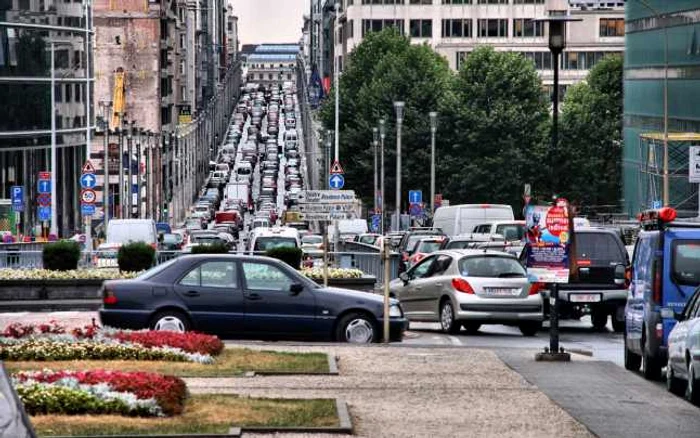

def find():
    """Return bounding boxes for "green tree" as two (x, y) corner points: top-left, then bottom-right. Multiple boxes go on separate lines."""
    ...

(439, 47), (549, 208)
(557, 54), (623, 207)
(319, 28), (453, 211)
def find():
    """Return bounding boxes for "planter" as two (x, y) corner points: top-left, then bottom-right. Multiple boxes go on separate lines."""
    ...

(0, 279), (104, 301)
(311, 276), (377, 292)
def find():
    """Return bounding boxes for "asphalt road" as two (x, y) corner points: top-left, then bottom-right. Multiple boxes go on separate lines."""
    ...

(403, 316), (625, 366)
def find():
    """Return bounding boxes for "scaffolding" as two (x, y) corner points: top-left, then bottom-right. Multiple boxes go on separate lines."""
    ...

(638, 132), (700, 217)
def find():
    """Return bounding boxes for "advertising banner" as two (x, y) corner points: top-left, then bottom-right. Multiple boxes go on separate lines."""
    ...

(524, 199), (571, 284)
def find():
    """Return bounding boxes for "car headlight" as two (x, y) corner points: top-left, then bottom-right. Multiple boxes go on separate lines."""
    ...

(389, 304), (403, 318)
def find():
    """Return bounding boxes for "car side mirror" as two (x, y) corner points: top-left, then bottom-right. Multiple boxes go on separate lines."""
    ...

(290, 283), (304, 296)
(399, 272), (410, 285)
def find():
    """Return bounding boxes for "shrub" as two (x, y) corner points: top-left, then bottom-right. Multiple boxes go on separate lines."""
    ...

(118, 242), (155, 273)
(191, 242), (229, 254)
(42, 241), (81, 271)
(266, 247), (303, 269)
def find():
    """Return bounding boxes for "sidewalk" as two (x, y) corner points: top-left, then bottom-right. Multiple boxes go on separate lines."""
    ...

(499, 350), (700, 438)
(186, 344), (592, 438)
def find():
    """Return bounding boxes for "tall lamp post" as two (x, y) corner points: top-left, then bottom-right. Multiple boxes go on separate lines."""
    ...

(379, 119), (386, 234)
(394, 102), (405, 232)
(535, 10), (580, 362)
(373, 127), (379, 215)
(429, 111), (438, 215)
(333, 2), (340, 163)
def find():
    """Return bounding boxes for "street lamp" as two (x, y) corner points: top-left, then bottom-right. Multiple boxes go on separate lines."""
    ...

(394, 101), (405, 232)
(334, 2), (340, 163)
(373, 127), (379, 216)
(429, 111), (438, 215)
(326, 130), (334, 189)
(535, 10), (580, 362)
(379, 119), (386, 234)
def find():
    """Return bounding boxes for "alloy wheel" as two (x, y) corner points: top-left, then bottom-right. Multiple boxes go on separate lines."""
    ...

(441, 302), (454, 332)
(154, 316), (186, 333)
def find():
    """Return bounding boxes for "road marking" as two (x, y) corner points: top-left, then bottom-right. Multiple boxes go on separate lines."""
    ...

(448, 336), (462, 346)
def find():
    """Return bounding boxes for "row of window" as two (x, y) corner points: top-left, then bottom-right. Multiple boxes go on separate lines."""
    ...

(54, 83), (85, 104)
(358, 0), (544, 4)
(455, 50), (620, 70)
(360, 17), (622, 39)
(253, 73), (295, 81)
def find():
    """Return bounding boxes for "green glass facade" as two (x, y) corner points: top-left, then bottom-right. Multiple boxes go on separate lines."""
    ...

(624, 1), (700, 217)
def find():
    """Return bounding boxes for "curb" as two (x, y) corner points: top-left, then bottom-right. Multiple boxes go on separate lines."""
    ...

(243, 354), (339, 377)
(566, 348), (594, 357)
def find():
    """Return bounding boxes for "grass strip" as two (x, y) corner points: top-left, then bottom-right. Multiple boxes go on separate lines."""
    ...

(31, 394), (339, 437)
(5, 348), (329, 377)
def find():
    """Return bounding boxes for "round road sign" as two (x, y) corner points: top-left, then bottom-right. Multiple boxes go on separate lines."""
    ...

(81, 189), (97, 204)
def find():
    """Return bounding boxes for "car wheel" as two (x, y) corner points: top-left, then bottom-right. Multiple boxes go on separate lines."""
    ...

(150, 311), (190, 333)
(519, 322), (542, 337)
(686, 361), (700, 405)
(440, 300), (460, 334)
(336, 312), (377, 344)
(462, 322), (481, 334)
(611, 315), (625, 333)
(591, 310), (608, 332)
(641, 335), (662, 380)
(667, 358), (685, 395)
(624, 335), (641, 372)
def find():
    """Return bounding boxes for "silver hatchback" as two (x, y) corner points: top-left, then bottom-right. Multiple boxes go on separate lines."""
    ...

(390, 250), (544, 336)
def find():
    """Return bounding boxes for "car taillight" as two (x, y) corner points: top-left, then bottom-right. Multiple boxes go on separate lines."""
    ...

(452, 278), (475, 294)
(529, 282), (546, 295)
(625, 267), (632, 288)
(103, 289), (118, 305)
(652, 260), (662, 304)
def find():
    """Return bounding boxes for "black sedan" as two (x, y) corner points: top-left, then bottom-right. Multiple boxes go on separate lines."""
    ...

(99, 255), (407, 343)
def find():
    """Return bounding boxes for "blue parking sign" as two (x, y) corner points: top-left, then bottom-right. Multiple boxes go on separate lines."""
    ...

(11, 186), (23, 207)
(38, 206), (51, 221)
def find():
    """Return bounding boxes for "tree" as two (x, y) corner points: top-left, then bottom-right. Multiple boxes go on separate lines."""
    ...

(557, 54), (623, 207)
(439, 47), (549, 208)
(319, 29), (453, 211)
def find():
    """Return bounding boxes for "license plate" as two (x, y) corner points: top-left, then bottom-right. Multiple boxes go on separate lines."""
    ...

(569, 293), (601, 303)
(485, 288), (520, 297)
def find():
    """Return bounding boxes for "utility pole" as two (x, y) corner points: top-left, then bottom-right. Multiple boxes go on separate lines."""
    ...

(429, 111), (437, 215)
(333, 2), (340, 163)
(394, 101), (405, 232)
(373, 127), (379, 216)
(50, 42), (58, 237)
(379, 118), (386, 234)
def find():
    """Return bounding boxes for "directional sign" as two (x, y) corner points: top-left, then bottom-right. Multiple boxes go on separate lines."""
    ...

(298, 212), (352, 221)
(80, 173), (97, 189)
(330, 160), (344, 175)
(298, 190), (356, 204)
(81, 189), (97, 204)
(37, 193), (51, 207)
(38, 206), (51, 221)
(690, 146), (700, 183)
(82, 160), (96, 174)
(37, 179), (51, 194)
(299, 203), (355, 213)
(81, 204), (96, 216)
(409, 190), (422, 204)
(329, 174), (345, 190)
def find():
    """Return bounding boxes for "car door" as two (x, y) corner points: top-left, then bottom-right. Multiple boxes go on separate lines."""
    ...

(241, 261), (318, 336)
(423, 255), (454, 320)
(670, 290), (700, 377)
(172, 260), (245, 335)
(399, 256), (437, 321)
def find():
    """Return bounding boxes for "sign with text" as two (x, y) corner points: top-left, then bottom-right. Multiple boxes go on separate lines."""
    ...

(524, 200), (571, 284)
(299, 203), (355, 213)
(298, 190), (356, 204)
(690, 146), (700, 183)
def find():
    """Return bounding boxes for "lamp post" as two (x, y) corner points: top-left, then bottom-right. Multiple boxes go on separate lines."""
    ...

(333, 2), (340, 163)
(535, 11), (581, 362)
(394, 101), (405, 232)
(326, 130), (333, 189)
(127, 120), (134, 218)
(429, 111), (438, 215)
(373, 127), (379, 216)
(379, 118), (386, 234)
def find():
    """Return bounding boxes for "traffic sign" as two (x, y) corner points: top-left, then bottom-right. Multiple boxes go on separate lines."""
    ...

(652, 200), (663, 209)
(329, 174), (345, 190)
(11, 186), (23, 206)
(37, 193), (51, 207)
(38, 206), (51, 221)
(298, 212), (352, 221)
(82, 160), (96, 174)
(299, 203), (355, 213)
(689, 146), (700, 183)
(371, 214), (381, 232)
(409, 190), (422, 204)
(409, 203), (424, 217)
(81, 204), (96, 216)
(37, 179), (51, 194)
(38, 171), (50, 181)
(81, 189), (97, 204)
(330, 160), (344, 175)
(298, 190), (356, 204)
(80, 173), (97, 189)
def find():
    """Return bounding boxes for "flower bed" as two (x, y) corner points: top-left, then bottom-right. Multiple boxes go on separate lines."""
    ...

(13, 370), (187, 417)
(301, 268), (364, 280)
(0, 269), (138, 281)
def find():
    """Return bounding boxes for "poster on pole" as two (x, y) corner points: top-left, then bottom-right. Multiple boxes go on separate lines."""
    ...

(524, 199), (571, 284)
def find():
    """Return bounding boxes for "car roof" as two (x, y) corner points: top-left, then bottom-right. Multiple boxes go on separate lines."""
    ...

(430, 249), (517, 259)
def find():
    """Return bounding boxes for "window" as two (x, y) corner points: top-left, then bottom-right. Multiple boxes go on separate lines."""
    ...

(458, 256), (526, 278)
(599, 18), (624, 37)
(409, 19), (432, 38)
(576, 233), (626, 264)
(442, 0), (472, 3)
(362, 19), (404, 37)
(65, 83), (72, 102)
(410, 0), (432, 3)
(180, 262), (237, 289)
(513, 0), (543, 3)
(74, 83), (81, 102)
(672, 241), (700, 287)
(456, 51), (469, 70)
(362, 0), (405, 4)
(515, 51), (552, 70)
(477, 19), (508, 37)
(513, 19), (543, 37)
(409, 256), (436, 279)
(442, 19), (472, 38)
(348, 20), (354, 39)
(242, 262), (294, 292)
(477, 0), (508, 3)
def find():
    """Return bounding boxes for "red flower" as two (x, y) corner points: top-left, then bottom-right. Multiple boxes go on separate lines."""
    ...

(109, 331), (224, 356)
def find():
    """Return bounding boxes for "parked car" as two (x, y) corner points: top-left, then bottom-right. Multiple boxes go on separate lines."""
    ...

(397, 228), (447, 274)
(625, 208), (700, 380)
(666, 285), (700, 403)
(100, 255), (408, 343)
(390, 249), (543, 336)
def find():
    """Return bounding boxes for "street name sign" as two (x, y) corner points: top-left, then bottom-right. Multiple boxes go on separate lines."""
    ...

(298, 190), (356, 204)
(299, 203), (355, 213)
(299, 212), (352, 221)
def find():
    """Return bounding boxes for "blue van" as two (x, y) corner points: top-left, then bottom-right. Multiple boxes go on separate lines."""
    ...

(624, 208), (700, 380)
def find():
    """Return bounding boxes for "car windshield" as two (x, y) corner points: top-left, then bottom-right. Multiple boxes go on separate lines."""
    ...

(576, 233), (626, 263)
(137, 258), (179, 280)
(359, 235), (378, 245)
(417, 241), (443, 253)
(458, 256), (526, 278)
(163, 235), (178, 244)
(302, 236), (323, 244)
(672, 241), (700, 286)
(191, 235), (221, 244)
(254, 237), (297, 251)
(495, 224), (525, 241)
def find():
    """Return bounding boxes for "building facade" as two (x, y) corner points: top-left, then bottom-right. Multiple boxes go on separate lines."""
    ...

(243, 44), (300, 87)
(623, 0), (700, 217)
(0, 0), (92, 237)
(311, 0), (624, 96)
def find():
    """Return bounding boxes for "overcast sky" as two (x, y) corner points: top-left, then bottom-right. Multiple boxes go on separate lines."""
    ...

(230, 0), (309, 45)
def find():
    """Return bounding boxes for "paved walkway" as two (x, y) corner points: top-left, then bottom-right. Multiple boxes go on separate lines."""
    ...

(500, 351), (700, 438)
(187, 344), (592, 438)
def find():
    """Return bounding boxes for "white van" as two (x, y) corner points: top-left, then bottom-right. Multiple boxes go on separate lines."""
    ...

(249, 227), (301, 254)
(433, 204), (514, 237)
(328, 219), (368, 242)
(96, 219), (158, 267)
